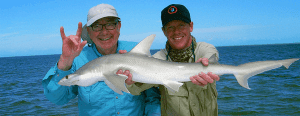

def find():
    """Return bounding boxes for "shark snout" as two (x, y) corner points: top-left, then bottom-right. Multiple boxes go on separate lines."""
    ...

(58, 77), (69, 86)
(58, 74), (81, 86)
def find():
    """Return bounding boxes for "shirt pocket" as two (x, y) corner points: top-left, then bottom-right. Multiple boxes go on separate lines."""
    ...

(93, 82), (115, 107)
(79, 82), (113, 107)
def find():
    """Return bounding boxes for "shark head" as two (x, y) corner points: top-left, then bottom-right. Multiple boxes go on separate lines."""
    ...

(58, 74), (80, 86)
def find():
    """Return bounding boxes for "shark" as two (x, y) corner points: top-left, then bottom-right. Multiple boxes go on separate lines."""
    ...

(58, 34), (299, 95)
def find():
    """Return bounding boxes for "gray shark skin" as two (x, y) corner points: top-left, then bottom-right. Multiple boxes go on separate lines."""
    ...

(58, 34), (299, 95)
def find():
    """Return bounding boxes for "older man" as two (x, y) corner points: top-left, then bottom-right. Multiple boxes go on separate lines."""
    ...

(42, 4), (160, 116)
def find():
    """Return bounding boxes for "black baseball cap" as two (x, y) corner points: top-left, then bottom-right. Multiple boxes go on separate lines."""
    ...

(161, 4), (191, 27)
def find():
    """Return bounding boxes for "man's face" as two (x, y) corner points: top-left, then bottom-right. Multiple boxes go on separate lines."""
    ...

(162, 20), (193, 50)
(87, 17), (121, 51)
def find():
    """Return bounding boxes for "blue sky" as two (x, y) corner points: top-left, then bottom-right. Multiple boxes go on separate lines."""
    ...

(1, 0), (299, 57)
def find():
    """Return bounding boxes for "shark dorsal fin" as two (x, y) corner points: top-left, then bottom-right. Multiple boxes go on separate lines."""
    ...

(129, 34), (156, 56)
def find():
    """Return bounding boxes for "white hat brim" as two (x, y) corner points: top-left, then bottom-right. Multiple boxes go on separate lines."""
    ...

(86, 14), (118, 26)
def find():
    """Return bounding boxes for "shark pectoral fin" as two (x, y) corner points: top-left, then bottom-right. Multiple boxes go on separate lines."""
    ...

(116, 74), (131, 93)
(103, 74), (130, 94)
(104, 80), (123, 95)
(162, 80), (184, 93)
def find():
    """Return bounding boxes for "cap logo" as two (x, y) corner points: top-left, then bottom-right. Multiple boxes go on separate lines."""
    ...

(168, 6), (177, 14)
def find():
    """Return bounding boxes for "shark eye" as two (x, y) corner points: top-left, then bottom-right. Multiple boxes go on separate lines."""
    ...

(66, 75), (68, 79)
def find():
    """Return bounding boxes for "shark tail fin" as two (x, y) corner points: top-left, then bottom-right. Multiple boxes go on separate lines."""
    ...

(233, 58), (299, 90)
(281, 58), (299, 69)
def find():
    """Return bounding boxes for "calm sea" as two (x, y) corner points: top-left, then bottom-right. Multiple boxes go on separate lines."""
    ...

(1, 43), (299, 116)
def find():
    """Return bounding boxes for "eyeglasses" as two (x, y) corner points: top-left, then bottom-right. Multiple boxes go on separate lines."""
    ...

(90, 23), (117, 32)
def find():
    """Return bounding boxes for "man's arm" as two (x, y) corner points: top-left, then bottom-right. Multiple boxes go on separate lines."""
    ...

(43, 22), (85, 105)
(190, 42), (220, 86)
(58, 22), (86, 71)
(42, 64), (78, 105)
(190, 57), (220, 87)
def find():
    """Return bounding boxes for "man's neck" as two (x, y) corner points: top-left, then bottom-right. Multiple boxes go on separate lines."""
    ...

(96, 45), (118, 55)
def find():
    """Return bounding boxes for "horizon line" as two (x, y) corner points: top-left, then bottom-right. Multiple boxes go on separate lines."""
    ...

(1, 42), (299, 58)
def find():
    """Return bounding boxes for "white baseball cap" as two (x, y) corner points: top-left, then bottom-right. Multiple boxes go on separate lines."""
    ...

(81, 4), (119, 44)
(86, 4), (119, 26)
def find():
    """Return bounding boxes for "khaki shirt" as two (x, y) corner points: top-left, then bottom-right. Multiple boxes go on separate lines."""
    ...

(127, 42), (219, 116)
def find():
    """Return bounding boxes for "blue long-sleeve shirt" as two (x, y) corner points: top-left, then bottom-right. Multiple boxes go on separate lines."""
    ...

(42, 41), (161, 116)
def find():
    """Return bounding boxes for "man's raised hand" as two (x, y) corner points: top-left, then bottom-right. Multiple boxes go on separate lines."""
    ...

(58, 22), (87, 70)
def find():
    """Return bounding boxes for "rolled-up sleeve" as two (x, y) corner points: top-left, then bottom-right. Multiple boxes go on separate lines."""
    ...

(195, 42), (219, 63)
(42, 63), (78, 105)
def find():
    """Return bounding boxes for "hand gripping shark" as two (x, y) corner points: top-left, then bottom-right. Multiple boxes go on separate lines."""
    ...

(58, 34), (299, 95)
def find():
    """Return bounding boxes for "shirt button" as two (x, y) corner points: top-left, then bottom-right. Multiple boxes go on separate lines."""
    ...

(191, 101), (195, 106)
(117, 112), (120, 115)
(116, 96), (118, 99)
(57, 74), (59, 77)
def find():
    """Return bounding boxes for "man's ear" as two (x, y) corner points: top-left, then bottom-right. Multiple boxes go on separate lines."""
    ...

(189, 22), (193, 32)
(117, 21), (121, 31)
(162, 27), (167, 37)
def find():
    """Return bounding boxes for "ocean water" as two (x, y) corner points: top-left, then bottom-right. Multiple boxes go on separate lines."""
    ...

(0, 43), (299, 116)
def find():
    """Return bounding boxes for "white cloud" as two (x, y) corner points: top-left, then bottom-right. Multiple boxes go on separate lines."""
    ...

(0, 32), (19, 39)
(193, 25), (257, 33)
(42, 34), (60, 40)
(119, 25), (260, 49)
